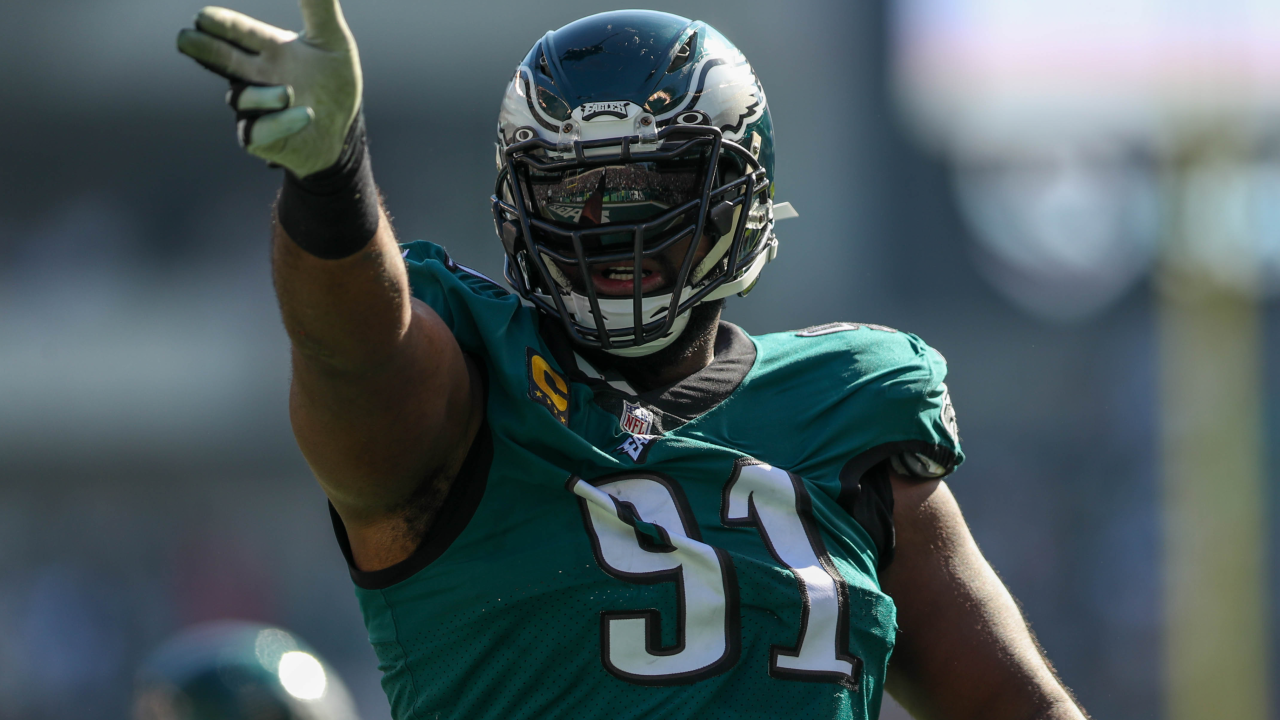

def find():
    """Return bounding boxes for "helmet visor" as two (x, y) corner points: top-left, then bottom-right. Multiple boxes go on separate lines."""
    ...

(519, 145), (712, 249)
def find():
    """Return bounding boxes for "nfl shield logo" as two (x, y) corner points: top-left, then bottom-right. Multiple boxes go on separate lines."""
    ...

(620, 401), (654, 436)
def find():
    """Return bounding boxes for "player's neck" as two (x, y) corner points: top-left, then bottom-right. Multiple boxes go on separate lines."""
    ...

(584, 301), (724, 394)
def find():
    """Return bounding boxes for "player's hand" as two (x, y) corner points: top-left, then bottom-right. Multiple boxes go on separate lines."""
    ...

(176, 0), (363, 179)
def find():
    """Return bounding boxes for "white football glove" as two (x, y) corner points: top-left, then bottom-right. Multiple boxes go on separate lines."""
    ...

(177, 0), (362, 179)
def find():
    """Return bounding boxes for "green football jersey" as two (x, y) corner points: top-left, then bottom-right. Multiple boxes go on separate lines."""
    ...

(330, 241), (963, 720)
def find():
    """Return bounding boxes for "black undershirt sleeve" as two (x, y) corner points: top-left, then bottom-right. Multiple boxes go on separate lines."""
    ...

(838, 459), (897, 573)
(277, 111), (381, 260)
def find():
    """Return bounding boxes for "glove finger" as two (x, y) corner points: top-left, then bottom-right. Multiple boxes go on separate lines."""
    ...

(247, 107), (315, 148)
(195, 6), (294, 53)
(177, 28), (259, 81)
(298, 0), (351, 51)
(229, 84), (294, 113)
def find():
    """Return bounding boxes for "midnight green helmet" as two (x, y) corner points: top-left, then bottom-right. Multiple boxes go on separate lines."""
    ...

(492, 10), (789, 356)
(133, 621), (360, 720)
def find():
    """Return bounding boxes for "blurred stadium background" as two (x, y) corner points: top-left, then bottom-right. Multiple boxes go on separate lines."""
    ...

(2, 0), (1277, 717)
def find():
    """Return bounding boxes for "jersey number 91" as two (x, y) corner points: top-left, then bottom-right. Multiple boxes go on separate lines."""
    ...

(571, 461), (863, 688)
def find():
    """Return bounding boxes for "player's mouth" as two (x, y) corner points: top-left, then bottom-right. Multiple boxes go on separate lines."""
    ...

(588, 260), (669, 297)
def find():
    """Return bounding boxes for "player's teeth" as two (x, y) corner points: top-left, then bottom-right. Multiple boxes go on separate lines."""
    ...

(599, 267), (654, 281)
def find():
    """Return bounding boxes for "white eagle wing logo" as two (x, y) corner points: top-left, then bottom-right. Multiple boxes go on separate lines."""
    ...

(500, 67), (563, 137)
(656, 50), (766, 142)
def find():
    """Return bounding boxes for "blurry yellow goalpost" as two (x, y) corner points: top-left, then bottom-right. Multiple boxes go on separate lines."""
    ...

(892, 1), (1280, 717)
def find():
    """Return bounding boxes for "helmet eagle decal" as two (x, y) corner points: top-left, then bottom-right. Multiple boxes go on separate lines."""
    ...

(651, 49), (767, 141)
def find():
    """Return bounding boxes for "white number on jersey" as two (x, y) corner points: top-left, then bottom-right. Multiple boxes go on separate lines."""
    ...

(572, 475), (740, 684)
(572, 461), (862, 688)
(723, 462), (861, 686)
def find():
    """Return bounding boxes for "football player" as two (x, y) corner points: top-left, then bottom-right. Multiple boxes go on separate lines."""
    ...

(177, 3), (1089, 718)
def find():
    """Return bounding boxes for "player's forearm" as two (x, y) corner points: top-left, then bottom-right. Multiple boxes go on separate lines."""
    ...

(889, 670), (1085, 720)
(264, 105), (419, 374)
(272, 207), (412, 374)
(1027, 700), (1091, 720)
(883, 477), (1089, 720)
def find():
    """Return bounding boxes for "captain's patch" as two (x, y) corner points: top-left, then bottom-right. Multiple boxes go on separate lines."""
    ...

(797, 322), (898, 337)
(527, 348), (570, 425)
(619, 400), (654, 436)
(616, 434), (658, 463)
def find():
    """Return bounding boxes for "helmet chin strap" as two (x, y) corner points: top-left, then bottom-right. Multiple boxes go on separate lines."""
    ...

(541, 238), (775, 357)
(595, 297), (691, 357)
(557, 292), (692, 357)
(534, 252), (692, 357)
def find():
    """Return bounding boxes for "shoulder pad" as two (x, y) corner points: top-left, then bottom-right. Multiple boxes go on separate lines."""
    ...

(752, 321), (963, 481)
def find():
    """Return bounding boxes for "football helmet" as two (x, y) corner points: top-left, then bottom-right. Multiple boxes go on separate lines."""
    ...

(492, 10), (793, 356)
(133, 621), (360, 720)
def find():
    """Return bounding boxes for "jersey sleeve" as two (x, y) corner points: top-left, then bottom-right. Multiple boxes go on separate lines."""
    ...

(833, 328), (962, 571)
(746, 324), (963, 573)
(751, 323), (964, 484)
(399, 240), (525, 362)
(832, 328), (962, 485)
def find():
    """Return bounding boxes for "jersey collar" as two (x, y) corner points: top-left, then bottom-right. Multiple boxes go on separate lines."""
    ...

(633, 321), (755, 422)
(542, 316), (756, 431)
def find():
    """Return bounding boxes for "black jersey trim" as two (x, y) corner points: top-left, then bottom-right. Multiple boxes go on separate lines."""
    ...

(635, 322), (755, 421)
(330, 359), (494, 591)
(835, 441), (957, 574)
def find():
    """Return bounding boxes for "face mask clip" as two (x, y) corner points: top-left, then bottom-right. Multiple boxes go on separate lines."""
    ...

(636, 113), (659, 146)
(555, 121), (580, 154)
(499, 219), (522, 256)
(707, 201), (736, 238)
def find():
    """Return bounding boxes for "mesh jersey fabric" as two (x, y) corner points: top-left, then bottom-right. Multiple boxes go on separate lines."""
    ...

(332, 240), (964, 720)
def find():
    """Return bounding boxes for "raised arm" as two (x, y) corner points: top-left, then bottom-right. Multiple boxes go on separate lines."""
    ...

(177, 0), (482, 572)
(881, 475), (1089, 720)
